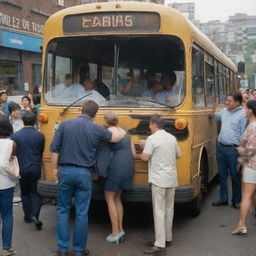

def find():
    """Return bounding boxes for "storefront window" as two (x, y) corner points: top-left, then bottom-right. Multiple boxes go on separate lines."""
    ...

(32, 64), (42, 87)
(0, 60), (20, 95)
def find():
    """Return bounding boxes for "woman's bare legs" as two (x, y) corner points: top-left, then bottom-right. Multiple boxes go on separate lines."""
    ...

(236, 183), (256, 229)
(105, 190), (119, 236)
(116, 190), (124, 233)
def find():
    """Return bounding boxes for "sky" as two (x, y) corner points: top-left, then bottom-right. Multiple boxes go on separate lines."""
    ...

(166, 0), (256, 22)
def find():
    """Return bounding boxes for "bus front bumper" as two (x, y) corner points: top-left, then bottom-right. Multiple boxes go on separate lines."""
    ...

(38, 180), (194, 203)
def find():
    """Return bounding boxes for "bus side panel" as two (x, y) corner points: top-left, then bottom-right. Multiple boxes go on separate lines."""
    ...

(191, 112), (218, 194)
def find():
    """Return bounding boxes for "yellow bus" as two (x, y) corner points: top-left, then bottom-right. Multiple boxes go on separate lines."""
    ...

(38, 2), (237, 216)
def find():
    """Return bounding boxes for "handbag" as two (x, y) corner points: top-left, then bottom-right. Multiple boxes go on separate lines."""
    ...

(5, 156), (20, 179)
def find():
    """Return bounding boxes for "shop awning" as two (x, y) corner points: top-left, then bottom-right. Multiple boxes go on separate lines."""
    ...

(0, 30), (42, 53)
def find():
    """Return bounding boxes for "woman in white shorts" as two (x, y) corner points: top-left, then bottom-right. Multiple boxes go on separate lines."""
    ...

(232, 100), (256, 236)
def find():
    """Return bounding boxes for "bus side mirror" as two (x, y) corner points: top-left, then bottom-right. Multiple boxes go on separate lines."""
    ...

(238, 61), (245, 74)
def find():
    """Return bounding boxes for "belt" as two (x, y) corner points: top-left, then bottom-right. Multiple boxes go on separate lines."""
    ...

(60, 164), (93, 169)
(219, 142), (238, 147)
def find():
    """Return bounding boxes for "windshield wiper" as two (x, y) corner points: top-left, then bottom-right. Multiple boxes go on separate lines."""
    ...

(135, 97), (176, 109)
(60, 92), (93, 115)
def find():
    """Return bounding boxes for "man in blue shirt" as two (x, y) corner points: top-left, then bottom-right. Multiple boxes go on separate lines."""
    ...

(211, 93), (247, 209)
(50, 100), (125, 256)
(11, 112), (45, 228)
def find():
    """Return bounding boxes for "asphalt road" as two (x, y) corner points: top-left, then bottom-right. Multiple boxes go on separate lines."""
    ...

(10, 182), (256, 256)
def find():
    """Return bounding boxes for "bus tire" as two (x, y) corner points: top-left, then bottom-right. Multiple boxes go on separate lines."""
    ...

(189, 151), (208, 217)
(188, 195), (201, 217)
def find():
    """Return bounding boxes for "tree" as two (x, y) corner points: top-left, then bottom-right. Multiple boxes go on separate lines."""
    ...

(245, 39), (256, 75)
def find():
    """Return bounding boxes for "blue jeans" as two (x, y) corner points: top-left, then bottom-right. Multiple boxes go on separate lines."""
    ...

(217, 145), (241, 203)
(0, 187), (14, 249)
(57, 165), (92, 254)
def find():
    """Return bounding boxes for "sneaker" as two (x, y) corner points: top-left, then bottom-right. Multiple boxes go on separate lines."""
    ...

(13, 197), (21, 205)
(1, 247), (16, 256)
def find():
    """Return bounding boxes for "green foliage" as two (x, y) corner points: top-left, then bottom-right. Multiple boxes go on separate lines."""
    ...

(245, 39), (256, 75)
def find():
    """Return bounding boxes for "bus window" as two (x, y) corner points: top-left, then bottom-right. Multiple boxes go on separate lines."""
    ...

(101, 65), (113, 95)
(56, 56), (72, 83)
(226, 68), (231, 94)
(43, 36), (185, 108)
(192, 47), (205, 106)
(205, 62), (215, 106)
(88, 63), (97, 82)
(218, 63), (226, 104)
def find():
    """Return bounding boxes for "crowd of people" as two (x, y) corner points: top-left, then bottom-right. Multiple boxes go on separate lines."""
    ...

(49, 70), (184, 106)
(210, 92), (256, 238)
(117, 70), (184, 105)
(0, 90), (44, 256)
(1, 88), (256, 256)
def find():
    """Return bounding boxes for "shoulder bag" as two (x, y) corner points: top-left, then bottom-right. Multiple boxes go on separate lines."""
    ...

(6, 156), (20, 179)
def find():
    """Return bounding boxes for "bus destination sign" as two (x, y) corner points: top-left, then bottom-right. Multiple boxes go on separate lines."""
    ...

(63, 12), (160, 34)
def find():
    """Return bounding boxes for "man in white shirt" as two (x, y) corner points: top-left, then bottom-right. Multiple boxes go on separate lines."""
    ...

(52, 74), (85, 99)
(138, 114), (181, 255)
(82, 78), (106, 103)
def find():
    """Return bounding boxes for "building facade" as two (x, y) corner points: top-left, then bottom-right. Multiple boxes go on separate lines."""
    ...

(0, 0), (68, 95)
(168, 2), (195, 22)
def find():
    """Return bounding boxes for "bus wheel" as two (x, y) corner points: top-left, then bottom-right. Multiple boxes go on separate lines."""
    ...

(188, 195), (201, 217)
(189, 153), (208, 217)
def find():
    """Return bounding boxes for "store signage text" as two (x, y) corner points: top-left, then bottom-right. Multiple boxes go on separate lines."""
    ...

(0, 12), (44, 34)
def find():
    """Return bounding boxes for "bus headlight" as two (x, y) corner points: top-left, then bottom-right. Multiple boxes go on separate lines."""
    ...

(38, 113), (48, 123)
(174, 118), (187, 130)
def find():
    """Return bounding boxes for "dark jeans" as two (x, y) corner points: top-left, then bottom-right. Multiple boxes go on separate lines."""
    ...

(0, 187), (14, 249)
(57, 165), (92, 254)
(20, 171), (42, 219)
(217, 144), (241, 204)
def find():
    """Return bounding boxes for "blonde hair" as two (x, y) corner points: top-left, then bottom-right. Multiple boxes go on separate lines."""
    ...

(104, 111), (119, 126)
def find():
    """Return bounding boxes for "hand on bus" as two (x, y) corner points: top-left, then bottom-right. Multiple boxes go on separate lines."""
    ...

(139, 139), (146, 149)
(209, 103), (217, 119)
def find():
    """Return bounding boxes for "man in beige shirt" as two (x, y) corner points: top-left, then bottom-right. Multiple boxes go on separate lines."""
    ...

(139, 114), (181, 255)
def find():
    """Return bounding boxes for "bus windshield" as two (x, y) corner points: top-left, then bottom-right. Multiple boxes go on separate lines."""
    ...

(44, 35), (185, 108)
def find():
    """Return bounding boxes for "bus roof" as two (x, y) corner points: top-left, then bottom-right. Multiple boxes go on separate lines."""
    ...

(45, 1), (236, 71)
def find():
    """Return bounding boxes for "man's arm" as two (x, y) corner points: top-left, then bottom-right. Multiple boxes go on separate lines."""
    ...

(49, 123), (64, 180)
(139, 152), (151, 161)
(209, 102), (217, 119)
(175, 140), (182, 159)
(108, 127), (125, 143)
(138, 137), (153, 161)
